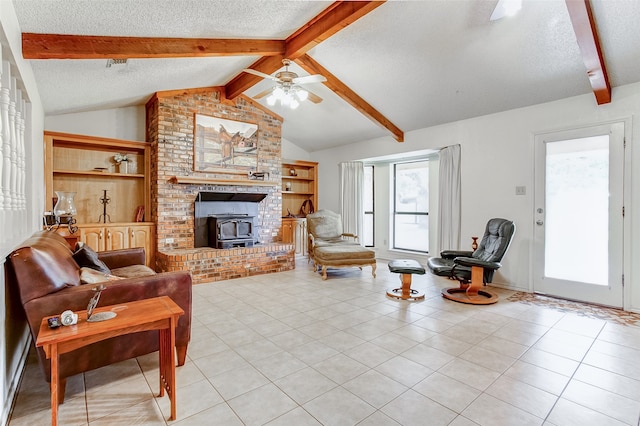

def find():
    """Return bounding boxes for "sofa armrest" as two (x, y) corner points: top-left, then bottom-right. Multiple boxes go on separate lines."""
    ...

(23, 271), (192, 341)
(98, 248), (146, 269)
(341, 233), (358, 241)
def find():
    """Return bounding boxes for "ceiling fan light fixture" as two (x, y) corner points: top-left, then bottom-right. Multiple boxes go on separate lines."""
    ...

(297, 89), (309, 101)
(273, 86), (285, 99)
(248, 58), (323, 110)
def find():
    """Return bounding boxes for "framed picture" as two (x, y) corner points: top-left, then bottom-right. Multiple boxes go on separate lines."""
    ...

(194, 114), (259, 172)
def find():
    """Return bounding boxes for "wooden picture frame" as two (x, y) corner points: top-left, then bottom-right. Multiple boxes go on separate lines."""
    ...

(193, 114), (259, 172)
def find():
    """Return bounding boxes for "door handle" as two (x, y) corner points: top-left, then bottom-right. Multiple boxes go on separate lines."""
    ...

(536, 220), (544, 226)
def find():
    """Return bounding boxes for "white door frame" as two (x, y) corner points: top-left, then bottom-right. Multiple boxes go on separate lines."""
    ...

(532, 119), (631, 308)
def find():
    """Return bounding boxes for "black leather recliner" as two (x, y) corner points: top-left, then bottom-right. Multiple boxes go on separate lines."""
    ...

(428, 218), (515, 304)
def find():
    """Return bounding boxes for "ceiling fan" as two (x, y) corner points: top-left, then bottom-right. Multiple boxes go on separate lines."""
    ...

(243, 59), (326, 108)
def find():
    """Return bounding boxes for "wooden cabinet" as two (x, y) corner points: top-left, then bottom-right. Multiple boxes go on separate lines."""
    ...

(130, 224), (155, 265)
(282, 218), (307, 256)
(78, 224), (155, 267)
(45, 131), (156, 267)
(78, 226), (106, 251)
(281, 160), (317, 257)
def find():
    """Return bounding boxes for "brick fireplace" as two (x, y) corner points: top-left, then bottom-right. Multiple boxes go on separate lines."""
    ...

(146, 87), (294, 283)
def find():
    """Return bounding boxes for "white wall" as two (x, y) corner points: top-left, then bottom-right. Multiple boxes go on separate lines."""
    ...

(45, 105), (145, 141)
(282, 137), (311, 161)
(313, 82), (640, 311)
(0, 1), (46, 424)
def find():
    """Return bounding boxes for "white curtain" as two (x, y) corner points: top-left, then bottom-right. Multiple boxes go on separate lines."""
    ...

(339, 161), (364, 243)
(437, 144), (461, 250)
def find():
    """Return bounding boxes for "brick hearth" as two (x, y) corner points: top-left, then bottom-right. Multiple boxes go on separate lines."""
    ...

(146, 87), (294, 281)
(156, 244), (294, 284)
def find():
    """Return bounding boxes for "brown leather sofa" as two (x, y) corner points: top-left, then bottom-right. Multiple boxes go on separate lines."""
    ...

(6, 230), (192, 402)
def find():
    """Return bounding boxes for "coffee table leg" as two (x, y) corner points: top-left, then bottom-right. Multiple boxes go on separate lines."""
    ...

(50, 345), (59, 426)
(159, 321), (178, 420)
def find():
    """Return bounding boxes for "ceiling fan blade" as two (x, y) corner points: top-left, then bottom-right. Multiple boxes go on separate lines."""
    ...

(306, 90), (323, 104)
(252, 88), (274, 99)
(243, 68), (277, 81)
(293, 74), (327, 85)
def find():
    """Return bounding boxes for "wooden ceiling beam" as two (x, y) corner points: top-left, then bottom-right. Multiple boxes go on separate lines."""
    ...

(565, 0), (611, 104)
(22, 33), (285, 59)
(295, 54), (403, 142)
(285, 1), (385, 59)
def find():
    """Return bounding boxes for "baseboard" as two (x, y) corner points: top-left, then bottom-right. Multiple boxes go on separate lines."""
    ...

(489, 282), (529, 293)
(1, 334), (31, 426)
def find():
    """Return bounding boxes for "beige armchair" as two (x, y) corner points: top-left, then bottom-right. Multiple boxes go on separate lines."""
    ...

(306, 210), (376, 280)
(306, 210), (358, 253)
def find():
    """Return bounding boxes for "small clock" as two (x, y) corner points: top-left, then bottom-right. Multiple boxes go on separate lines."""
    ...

(61, 310), (78, 326)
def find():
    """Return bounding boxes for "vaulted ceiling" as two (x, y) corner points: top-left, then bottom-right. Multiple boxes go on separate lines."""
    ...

(11, 0), (640, 152)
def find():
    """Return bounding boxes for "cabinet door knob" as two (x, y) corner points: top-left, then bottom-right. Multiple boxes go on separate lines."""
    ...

(99, 230), (103, 239)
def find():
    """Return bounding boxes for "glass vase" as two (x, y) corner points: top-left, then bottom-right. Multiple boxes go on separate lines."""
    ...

(53, 191), (77, 223)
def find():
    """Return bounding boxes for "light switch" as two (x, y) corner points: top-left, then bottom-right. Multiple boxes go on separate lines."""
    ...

(515, 186), (526, 195)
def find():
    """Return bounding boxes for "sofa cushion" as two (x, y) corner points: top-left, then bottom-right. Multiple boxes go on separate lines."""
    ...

(313, 238), (360, 247)
(9, 231), (80, 303)
(110, 264), (156, 279)
(314, 245), (375, 261)
(79, 267), (124, 284)
(307, 210), (344, 239)
(73, 242), (111, 274)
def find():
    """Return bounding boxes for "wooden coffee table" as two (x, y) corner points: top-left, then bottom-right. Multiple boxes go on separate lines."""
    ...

(36, 296), (184, 426)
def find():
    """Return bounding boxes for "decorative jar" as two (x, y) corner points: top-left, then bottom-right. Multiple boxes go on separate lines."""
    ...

(53, 191), (77, 223)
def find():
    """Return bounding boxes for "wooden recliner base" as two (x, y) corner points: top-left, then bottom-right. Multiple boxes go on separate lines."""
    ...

(441, 265), (499, 305)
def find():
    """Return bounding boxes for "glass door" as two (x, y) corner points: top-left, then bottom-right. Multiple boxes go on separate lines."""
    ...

(533, 123), (624, 307)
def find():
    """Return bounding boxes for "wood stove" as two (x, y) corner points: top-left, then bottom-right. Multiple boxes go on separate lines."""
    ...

(208, 214), (254, 248)
(194, 191), (267, 248)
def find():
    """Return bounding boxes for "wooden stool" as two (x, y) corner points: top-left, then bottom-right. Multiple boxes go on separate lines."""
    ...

(387, 259), (425, 300)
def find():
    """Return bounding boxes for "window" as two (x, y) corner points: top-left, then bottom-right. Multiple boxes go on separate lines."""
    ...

(363, 165), (374, 247)
(393, 160), (429, 252)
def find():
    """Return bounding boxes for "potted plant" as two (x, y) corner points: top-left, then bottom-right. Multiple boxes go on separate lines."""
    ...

(113, 153), (129, 173)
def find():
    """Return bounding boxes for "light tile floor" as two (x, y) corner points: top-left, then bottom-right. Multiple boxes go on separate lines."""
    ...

(9, 262), (640, 425)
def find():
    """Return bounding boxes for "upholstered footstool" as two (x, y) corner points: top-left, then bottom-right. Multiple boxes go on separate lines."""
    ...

(312, 244), (376, 280)
(387, 259), (425, 300)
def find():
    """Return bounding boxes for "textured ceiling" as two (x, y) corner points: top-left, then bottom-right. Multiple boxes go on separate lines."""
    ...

(11, 0), (640, 152)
